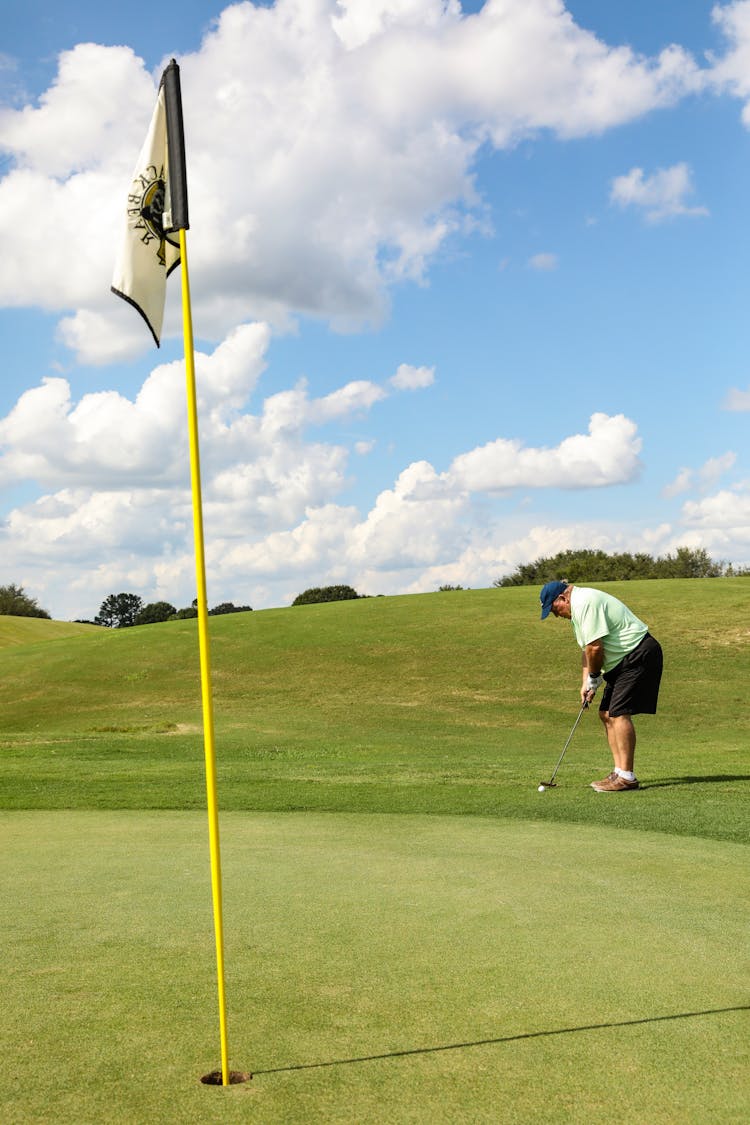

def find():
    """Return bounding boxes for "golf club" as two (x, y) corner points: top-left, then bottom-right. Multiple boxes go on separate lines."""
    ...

(537, 700), (589, 790)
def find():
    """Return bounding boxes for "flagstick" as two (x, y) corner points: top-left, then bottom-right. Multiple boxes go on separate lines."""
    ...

(179, 227), (230, 1087)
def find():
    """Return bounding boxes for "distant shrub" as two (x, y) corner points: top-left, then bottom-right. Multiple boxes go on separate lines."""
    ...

(135, 601), (177, 625)
(0, 584), (51, 619)
(493, 546), (743, 587)
(438, 584), (465, 592)
(169, 601), (252, 619)
(95, 593), (143, 628)
(292, 585), (361, 606)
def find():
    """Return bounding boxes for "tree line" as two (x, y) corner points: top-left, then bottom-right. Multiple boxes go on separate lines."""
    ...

(93, 585), (365, 625)
(91, 593), (253, 628)
(493, 546), (749, 587)
(0, 582), (362, 626)
(3, 552), (747, 626)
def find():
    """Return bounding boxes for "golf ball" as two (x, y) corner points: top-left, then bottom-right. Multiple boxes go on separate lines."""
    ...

(538, 784), (546, 792)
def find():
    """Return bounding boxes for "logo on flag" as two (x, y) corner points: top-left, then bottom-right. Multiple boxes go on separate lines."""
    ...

(130, 162), (174, 267)
(112, 61), (188, 347)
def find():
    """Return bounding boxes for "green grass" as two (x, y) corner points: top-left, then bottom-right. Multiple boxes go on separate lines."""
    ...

(2, 811), (748, 1124)
(0, 615), (98, 648)
(1, 582), (748, 842)
(1, 582), (749, 1121)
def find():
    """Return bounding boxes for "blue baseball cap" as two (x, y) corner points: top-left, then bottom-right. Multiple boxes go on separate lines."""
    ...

(540, 580), (568, 619)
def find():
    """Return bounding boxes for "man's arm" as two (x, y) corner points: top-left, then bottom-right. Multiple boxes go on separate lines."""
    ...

(584, 640), (604, 676)
(581, 640), (604, 703)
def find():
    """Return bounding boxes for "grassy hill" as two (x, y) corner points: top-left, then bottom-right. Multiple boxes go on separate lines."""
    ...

(2, 582), (749, 1124)
(0, 615), (100, 649)
(1, 580), (748, 840)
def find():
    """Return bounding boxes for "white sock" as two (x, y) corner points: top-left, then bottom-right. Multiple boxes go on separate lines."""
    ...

(616, 769), (636, 781)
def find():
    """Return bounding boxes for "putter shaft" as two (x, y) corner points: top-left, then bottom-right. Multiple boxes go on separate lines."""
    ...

(538, 700), (589, 788)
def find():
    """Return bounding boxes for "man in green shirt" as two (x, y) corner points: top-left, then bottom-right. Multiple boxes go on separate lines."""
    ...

(540, 581), (663, 792)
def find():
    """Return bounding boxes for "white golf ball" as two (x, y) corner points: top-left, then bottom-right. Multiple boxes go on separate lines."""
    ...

(538, 784), (545, 792)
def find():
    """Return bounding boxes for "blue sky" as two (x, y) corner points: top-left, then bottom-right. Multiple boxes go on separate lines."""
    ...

(1, 0), (750, 619)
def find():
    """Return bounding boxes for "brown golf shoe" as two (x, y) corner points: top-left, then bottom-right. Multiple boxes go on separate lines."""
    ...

(592, 774), (639, 792)
(590, 771), (618, 790)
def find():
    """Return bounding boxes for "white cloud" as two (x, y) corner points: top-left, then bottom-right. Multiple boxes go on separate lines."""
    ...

(662, 452), (736, 498)
(0, 327), (656, 617)
(663, 467), (693, 498)
(332, 0), (463, 51)
(0, 44), (153, 177)
(347, 460), (467, 569)
(6, 4), (750, 615)
(528, 252), (558, 271)
(214, 503), (361, 580)
(709, 0), (750, 126)
(389, 363), (435, 390)
(3, 487), (186, 560)
(0, 0), (706, 362)
(699, 451), (737, 488)
(57, 307), (159, 366)
(0, 319), (448, 612)
(447, 413), (642, 492)
(0, 322), (271, 489)
(681, 484), (750, 530)
(723, 383), (750, 410)
(310, 380), (389, 421)
(610, 163), (709, 223)
(0, 319), (656, 616)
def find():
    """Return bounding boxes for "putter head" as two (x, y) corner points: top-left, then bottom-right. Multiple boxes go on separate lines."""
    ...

(538, 781), (557, 790)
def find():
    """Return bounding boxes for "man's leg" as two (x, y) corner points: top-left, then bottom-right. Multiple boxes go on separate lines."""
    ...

(599, 710), (636, 772)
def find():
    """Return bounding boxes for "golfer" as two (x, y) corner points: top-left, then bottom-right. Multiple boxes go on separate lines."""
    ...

(539, 580), (663, 792)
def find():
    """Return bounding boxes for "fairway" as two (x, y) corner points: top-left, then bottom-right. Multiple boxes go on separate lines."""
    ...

(1, 582), (749, 1122)
(2, 811), (749, 1124)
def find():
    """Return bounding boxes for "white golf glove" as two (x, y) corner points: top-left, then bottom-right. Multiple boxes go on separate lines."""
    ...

(585, 672), (604, 693)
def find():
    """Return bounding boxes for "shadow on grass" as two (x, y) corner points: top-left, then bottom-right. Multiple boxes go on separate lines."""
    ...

(643, 775), (750, 789)
(254, 1005), (750, 1076)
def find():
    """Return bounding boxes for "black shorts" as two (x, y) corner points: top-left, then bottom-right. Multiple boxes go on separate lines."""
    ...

(600, 633), (663, 718)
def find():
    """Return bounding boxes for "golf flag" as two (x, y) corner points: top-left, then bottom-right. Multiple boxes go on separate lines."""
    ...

(111, 59), (189, 345)
(112, 61), (236, 1087)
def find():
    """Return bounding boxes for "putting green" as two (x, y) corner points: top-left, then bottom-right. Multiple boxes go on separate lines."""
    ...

(2, 811), (748, 1123)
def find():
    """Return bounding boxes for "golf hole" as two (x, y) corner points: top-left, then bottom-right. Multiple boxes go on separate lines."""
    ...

(200, 1070), (252, 1086)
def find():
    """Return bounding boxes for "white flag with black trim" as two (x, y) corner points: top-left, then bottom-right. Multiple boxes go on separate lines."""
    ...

(112, 61), (188, 347)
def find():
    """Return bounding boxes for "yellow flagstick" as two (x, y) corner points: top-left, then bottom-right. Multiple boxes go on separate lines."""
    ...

(111, 58), (233, 1084)
(179, 227), (230, 1087)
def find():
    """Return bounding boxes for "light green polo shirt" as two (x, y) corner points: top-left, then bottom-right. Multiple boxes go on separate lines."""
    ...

(569, 587), (649, 672)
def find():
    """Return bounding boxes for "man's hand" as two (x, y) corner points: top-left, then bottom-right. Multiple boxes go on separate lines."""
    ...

(585, 672), (603, 694)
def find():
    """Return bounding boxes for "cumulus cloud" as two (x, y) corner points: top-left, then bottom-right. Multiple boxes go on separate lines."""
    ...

(389, 363), (435, 390)
(709, 0), (750, 126)
(0, 319), (446, 610)
(447, 413), (642, 492)
(681, 484), (750, 530)
(0, 322), (271, 488)
(4, 3), (750, 615)
(0, 0), (706, 362)
(0, 316), (651, 616)
(610, 163), (709, 223)
(332, 0), (463, 50)
(347, 460), (467, 569)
